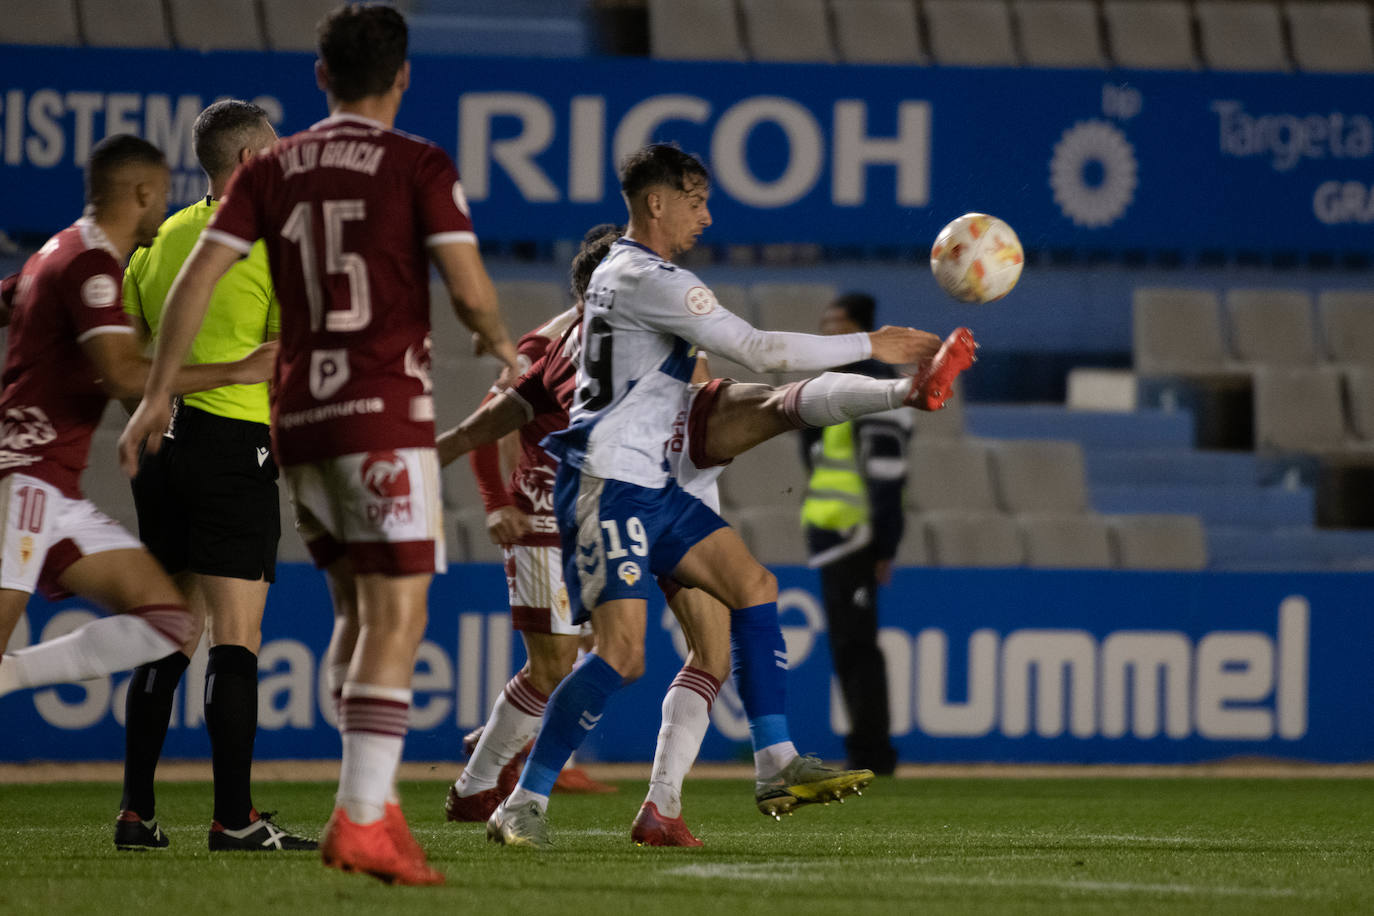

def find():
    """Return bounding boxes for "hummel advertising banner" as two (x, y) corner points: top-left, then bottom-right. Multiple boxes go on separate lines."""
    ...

(3, 564), (1371, 764)
(0, 47), (1371, 254)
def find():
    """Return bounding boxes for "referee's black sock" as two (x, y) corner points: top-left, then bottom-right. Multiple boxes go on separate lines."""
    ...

(205, 644), (259, 830)
(120, 651), (191, 821)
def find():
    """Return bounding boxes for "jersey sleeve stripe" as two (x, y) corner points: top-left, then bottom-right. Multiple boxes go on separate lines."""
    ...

(201, 228), (254, 255)
(504, 387), (536, 422)
(76, 324), (136, 344)
(426, 231), (477, 247)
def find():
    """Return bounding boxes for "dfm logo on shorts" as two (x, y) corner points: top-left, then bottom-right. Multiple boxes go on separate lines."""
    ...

(361, 451), (413, 527)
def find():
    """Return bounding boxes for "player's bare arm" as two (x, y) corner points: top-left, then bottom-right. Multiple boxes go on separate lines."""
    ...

(435, 391), (531, 466)
(430, 241), (518, 370)
(117, 237), (245, 475)
(83, 331), (276, 401)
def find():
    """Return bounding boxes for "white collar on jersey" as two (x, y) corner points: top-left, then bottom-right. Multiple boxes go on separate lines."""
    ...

(311, 112), (388, 131)
(75, 216), (122, 261)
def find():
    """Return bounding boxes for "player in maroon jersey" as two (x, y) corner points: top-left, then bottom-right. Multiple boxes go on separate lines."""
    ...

(119, 5), (516, 886)
(0, 136), (274, 742)
(435, 226), (975, 844)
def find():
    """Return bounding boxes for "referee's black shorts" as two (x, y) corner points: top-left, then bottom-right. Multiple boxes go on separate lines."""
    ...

(132, 402), (280, 583)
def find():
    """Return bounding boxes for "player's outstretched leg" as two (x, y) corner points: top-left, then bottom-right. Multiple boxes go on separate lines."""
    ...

(904, 327), (977, 411)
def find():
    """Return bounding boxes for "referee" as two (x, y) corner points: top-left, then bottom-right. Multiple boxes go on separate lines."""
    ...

(115, 100), (313, 851)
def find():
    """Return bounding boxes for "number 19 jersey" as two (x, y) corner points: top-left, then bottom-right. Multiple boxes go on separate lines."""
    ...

(205, 113), (476, 465)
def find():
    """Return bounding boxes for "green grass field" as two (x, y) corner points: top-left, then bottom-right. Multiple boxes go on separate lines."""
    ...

(2, 776), (1371, 915)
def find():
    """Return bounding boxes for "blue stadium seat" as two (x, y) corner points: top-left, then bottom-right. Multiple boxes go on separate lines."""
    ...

(1091, 482), (1312, 527)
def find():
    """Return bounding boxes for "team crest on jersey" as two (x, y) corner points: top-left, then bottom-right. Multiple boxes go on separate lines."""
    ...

(617, 561), (642, 586)
(361, 451), (413, 528)
(684, 286), (717, 316)
(80, 274), (118, 309)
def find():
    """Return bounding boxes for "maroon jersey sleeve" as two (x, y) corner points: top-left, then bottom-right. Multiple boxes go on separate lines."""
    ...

(416, 146), (476, 246)
(510, 350), (564, 418)
(0, 272), (17, 326)
(204, 158), (266, 253)
(63, 249), (130, 340)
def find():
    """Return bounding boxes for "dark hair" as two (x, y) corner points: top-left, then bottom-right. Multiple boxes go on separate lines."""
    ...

(830, 292), (877, 331)
(86, 134), (166, 205)
(570, 224), (623, 302)
(193, 99), (270, 181)
(317, 3), (408, 103)
(618, 143), (710, 199)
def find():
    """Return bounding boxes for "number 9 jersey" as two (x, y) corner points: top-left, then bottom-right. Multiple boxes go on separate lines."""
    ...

(204, 112), (476, 465)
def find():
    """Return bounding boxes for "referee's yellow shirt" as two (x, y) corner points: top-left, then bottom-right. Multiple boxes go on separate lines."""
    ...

(124, 197), (280, 425)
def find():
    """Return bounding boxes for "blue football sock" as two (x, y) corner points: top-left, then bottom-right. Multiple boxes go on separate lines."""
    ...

(729, 602), (792, 751)
(515, 653), (624, 797)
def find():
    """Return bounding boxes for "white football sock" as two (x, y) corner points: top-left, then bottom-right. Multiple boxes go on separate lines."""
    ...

(789, 373), (906, 427)
(645, 667), (721, 818)
(754, 741), (800, 781)
(457, 671), (547, 795)
(503, 786), (549, 814)
(0, 614), (180, 698)
(337, 682), (411, 825)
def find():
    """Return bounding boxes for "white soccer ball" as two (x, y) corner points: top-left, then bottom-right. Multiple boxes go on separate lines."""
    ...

(930, 213), (1024, 304)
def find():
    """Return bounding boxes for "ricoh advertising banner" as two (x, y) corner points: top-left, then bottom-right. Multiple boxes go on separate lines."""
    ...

(2, 565), (1371, 764)
(0, 47), (1370, 253)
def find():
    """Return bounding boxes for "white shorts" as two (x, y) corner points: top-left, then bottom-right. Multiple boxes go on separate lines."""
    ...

(284, 447), (446, 576)
(503, 543), (588, 636)
(0, 473), (142, 598)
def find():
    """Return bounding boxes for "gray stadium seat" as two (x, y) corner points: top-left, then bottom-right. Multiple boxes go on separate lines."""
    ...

(261, 0), (339, 52)
(441, 450), (486, 513)
(1017, 512), (1113, 569)
(921, 509), (1024, 567)
(0, 1), (81, 45)
(647, 0), (748, 61)
(86, 429), (139, 533)
(1132, 287), (1232, 375)
(741, 0), (835, 62)
(1013, 0), (1107, 68)
(1253, 366), (1348, 454)
(709, 282), (753, 324)
(911, 379), (966, 439)
(79, 0), (172, 48)
(1107, 514), (1207, 570)
(1224, 288), (1318, 367)
(733, 505), (809, 565)
(1317, 290), (1374, 364)
(895, 510), (930, 565)
(450, 507), (505, 563)
(430, 360), (502, 432)
(276, 482), (312, 563)
(906, 438), (998, 512)
(831, 0), (925, 64)
(492, 280), (568, 341)
(168, 0), (265, 51)
(1102, 0), (1198, 70)
(1195, 1), (1289, 72)
(717, 434), (809, 510)
(923, 0), (1018, 66)
(1344, 366), (1374, 443)
(752, 282), (838, 334)
(1285, 1), (1374, 72)
(987, 439), (1090, 514)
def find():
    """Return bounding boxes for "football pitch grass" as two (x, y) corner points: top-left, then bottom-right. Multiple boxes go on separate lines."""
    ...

(2, 776), (1371, 915)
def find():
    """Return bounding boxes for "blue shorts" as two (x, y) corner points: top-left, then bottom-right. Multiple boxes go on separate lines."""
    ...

(554, 462), (728, 622)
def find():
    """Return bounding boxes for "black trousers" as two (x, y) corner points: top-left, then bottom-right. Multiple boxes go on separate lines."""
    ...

(816, 544), (898, 774)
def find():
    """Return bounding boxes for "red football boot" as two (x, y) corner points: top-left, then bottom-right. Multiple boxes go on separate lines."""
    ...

(905, 327), (977, 411)
(383, 802), (430, 865)
(443, 784), (507, 822)
(320, 808), (444, 887)
(630, 802), (703, 847)
(553, 766), (618, 794)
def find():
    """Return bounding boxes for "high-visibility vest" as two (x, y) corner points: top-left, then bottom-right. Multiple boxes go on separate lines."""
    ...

(800, 421), (868, 530)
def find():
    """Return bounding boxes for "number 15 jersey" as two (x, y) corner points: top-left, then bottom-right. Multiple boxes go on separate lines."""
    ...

(205, 112), (476, 465)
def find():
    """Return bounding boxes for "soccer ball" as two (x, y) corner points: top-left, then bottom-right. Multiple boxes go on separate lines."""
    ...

(930, 213), (1024, 303)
